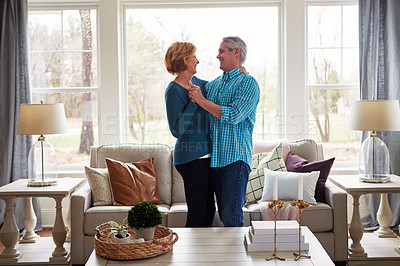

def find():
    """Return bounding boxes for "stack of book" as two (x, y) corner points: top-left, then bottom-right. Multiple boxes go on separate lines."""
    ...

(244, 220), (309, 252)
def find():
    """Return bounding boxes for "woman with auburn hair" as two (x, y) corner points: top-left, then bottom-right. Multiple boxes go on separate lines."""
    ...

(164, 42), (215, 227)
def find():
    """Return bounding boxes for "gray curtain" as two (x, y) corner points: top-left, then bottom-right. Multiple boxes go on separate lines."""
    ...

(359, 0), (400, 230)
(0, 0), (42, 231)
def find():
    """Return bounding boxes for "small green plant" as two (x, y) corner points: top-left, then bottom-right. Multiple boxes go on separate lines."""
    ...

(128, 202), (162, 229)
(107, 218), (128, 238)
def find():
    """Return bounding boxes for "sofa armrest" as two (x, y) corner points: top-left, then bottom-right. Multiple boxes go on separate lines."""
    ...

(71, 182), (92, 265)
(325, 179), (348, 261)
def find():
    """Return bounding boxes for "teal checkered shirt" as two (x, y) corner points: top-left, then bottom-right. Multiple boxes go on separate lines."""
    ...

(206, 67), (260, 168)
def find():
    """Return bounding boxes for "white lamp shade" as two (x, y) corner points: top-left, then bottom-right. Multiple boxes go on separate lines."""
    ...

(17, 103), (68, 135)
(348, 100), (400, 131)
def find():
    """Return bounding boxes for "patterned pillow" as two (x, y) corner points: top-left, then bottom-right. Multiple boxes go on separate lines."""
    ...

(84, 166), (114, 206)
(245, 143), (287, 205)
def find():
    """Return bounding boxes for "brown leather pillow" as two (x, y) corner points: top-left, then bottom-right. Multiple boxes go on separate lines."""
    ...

(105, 157), (162, 206)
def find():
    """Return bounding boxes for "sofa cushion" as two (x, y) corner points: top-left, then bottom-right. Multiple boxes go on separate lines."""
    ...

(171, 156), (186, 203)
(84, 166), (113, 206)
(90, 144), (172, 205)
(253, 139), (290, 162)
(106, 157), (162, 206)
(84, 204), (170, 236)
(286, 152), (335, 203)
(288, 139), (320, 162)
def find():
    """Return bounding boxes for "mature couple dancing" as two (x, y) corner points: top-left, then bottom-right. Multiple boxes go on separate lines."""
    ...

(164, 36), (260, 227)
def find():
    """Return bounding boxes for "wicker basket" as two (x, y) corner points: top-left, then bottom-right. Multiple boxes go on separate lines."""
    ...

(94, 223), (178, 260)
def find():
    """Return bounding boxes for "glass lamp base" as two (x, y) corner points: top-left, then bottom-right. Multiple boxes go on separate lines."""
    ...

(359, 175), (390, 183)
(28, 179), (58, 187)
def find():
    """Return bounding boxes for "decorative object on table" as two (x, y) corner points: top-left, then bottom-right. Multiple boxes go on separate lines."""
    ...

(17, 101), (67, 186)
(265, 200), (286, 261)
(291, 200), (311, 261)
(106, 219), (131, 244)
(94, 223), (178, 260)
(128, 201), (162, 241)
(245, 220), (309, 252)
(348, 99), (400, 183)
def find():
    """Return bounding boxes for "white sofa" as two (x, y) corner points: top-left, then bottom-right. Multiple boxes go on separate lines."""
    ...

(70, 139), (348, 264)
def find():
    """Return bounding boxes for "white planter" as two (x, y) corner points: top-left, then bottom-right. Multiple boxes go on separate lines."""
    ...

(111, 233), (131, 244)
(134, 227), (155, 241)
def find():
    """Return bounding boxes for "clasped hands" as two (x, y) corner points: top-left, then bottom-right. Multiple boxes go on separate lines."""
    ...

(188, 84), (204, 103)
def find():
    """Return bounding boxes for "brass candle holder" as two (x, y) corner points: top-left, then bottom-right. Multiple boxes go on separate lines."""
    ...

(290, 200), (311, 261)
(266, 200), (285, 261)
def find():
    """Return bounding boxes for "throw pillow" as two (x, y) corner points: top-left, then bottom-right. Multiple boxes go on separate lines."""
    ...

(246, 143), (287, 205)
(105, 157), (162, 206)
(261, 168), (320, 205)
(286, 152), (335, 203)
(84, 166), (114, 206)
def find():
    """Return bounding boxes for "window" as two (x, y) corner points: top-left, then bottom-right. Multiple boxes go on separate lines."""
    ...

(27, 0), (360, 172)
(307, 3), (360, 162)
(124, 4), (281, 144)
(28, 8), (98, 166)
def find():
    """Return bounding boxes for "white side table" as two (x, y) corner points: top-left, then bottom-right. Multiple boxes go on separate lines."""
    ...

(0, 177), (85, 264)
(329, 175), (400, 258)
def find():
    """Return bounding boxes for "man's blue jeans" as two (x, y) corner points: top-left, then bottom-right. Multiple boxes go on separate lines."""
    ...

(210, 160), (251, 227)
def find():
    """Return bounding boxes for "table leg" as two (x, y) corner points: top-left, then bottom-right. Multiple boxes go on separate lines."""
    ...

(20, 197), (40, 243)
(49, 196), (70, 262)
(348, 193), (367, 258)
(374, 193), (396, 238)
(65, 195), (71, 242)
(0, 197), (22, 262)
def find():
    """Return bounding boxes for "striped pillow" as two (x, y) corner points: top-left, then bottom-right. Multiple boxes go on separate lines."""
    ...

(245, 143), (287, 205)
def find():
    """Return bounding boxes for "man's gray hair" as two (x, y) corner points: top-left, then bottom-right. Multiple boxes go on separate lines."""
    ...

(223, 36), (247, 63)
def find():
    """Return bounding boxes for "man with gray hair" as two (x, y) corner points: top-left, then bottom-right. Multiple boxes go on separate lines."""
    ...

(189, 36), (260, 227)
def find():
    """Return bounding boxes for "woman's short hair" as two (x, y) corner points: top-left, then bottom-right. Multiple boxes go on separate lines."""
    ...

(223, 36), (247, 63)
(165, 42), (196, 75)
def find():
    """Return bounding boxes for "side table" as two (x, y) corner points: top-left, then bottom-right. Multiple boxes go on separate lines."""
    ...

(0, 177), (85, 264)
(329, 175), (400, 258)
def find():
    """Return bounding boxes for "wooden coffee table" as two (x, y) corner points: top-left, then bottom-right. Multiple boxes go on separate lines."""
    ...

(86, 226), (333, 265)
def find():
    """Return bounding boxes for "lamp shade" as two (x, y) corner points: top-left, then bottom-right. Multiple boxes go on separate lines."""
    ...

(17, 103), (68, 135)
(348, 100), (400, 131)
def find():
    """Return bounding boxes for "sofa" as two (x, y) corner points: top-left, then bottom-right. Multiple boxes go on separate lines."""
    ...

(70, 139), (348, 264)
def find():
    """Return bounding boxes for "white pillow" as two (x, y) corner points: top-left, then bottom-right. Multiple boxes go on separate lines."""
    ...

(261, 168), (320, 205)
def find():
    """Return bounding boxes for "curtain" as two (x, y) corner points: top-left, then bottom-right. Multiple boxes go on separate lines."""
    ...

(0, 0), (42, 231)
(359, 0), (400, 230)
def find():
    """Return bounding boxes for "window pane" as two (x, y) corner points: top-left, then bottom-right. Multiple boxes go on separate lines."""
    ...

(308, 48), (341, 84)
(63, 10), (97, 51)
(64, 52), (98, 87)
(29, 10), (62, 51)
(31, 93), (98, 165)
(343, 5), (359, 47)
(308, 6), (341, 48)
(308, 89), (360, 161)
(125, 6), (279, 144)
(30, 52), (62, 88)
(343, 48), (359, 84)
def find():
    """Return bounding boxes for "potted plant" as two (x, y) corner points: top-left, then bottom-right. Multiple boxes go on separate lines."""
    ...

(107, 218), (131, 244)
(128, 201), (162, 241)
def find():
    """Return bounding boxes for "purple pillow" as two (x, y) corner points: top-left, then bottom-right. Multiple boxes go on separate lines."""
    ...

(285, 152), (335, 203)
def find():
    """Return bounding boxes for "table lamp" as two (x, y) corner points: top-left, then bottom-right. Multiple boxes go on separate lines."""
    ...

(348, 99), (400, 182)
(17, 102), (68, 186)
